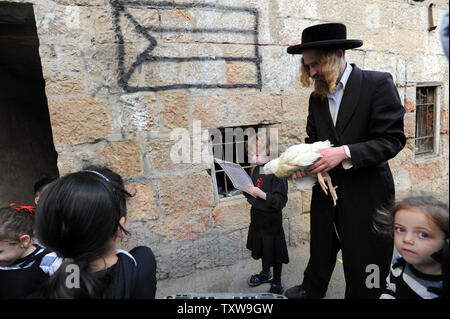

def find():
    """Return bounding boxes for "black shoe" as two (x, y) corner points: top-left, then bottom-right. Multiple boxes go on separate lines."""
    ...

(284, 285), (324, 299)
(247, 271), (272, 287)
(268, 283), (285, 294)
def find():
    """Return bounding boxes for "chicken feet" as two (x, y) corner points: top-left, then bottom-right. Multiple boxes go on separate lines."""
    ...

(317, 172), (338, 207)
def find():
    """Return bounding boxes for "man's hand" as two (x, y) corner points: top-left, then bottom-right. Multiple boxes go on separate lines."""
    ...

(308, 146), (349, 174)
(247, 184), (266, 200)
(291, 171), (308, 181)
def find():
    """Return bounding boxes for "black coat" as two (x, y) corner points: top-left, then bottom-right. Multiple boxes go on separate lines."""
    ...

(302, 64), (406, 299)
(244, 166), (289, 265)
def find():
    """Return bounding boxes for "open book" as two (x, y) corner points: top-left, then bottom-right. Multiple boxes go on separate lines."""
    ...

(214, 158), (254, 196)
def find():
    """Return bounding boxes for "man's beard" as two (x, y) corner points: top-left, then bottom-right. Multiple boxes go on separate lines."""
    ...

(313, 74), (337, 99)
(300, 53), (341, 100)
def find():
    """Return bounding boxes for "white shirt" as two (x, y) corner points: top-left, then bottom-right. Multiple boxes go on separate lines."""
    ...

(327, 63), (353, 169)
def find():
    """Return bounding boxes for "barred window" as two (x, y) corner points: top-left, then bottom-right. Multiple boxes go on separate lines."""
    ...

(209, 126), (259, 199)
(207, 125), (278, 200)
(414, 86), (437, 156)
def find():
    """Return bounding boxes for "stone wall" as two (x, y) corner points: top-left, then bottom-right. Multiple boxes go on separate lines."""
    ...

(5, 0), (449, 280)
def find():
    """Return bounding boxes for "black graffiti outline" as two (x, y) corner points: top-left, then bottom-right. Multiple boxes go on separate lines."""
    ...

(110, 0), (262, 92)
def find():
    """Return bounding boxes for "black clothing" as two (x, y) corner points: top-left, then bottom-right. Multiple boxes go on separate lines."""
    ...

(262, 260), (283, 285)
(32, 246), (157, 299)
(380, 256), (443, 299)
(302, 64), (406, 299)
(96, 246), (157, 299)
(0, 245), (60, 299)
(244, 166), (289, 266)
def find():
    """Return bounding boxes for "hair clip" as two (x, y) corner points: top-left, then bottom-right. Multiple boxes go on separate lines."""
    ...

(79, 170), (110, 182)
(9, 203), (36, 214)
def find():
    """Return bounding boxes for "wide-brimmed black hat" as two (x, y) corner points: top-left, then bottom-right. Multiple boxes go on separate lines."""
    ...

(287, 23), (363, 54)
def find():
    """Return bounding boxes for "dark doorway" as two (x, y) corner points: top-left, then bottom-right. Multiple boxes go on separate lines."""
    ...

(0, 3), (58, 206)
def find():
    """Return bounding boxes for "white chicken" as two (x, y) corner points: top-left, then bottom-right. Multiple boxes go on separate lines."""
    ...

(263, 140), (338, 206)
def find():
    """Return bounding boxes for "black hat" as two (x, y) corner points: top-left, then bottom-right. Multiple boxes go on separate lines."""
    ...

(287, 23), (363, 54)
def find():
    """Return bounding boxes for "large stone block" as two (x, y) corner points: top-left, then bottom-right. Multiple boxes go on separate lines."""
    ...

(159, 91), (189, 129)
(148, 139), (179, 171)
(283, 190), (303, 218)
(159, 5), (255, 44)
(160, 242), (197, 278)
(151, 209), (211, 242)
(102, 140), (143, 178)
(440, 109), (448, 134)
(192, 94), (283, 128)
(56, 156), (75, 176)
(48, 97), (113, 144)
(226, 61), (258, 86)
(39, 43), (83, 75)
(117, 219), (161, 254)
(125, 183), (158, 221)
(79, 7), (116, 45)
(389, 143), (414, 169)
(391, 166), (412, 194)
(260, 45), (303, 91)
(403, 86), (417, 113)
(407, 54), (447, 84)
(212, 198), (251, 230)
(406, 161), (442, 186)
(44, 72), (85, 95)
(193, 229), (243, 267)
(275, 17), (312, 46)
(364, 51), (397, 79)
(301, 189), (312, 213)
(159, 173), (215, 214)
(46, 0), (106, 6)
(313, 0), (360, 25)
(288, 213), (310, 246)
(276, 0), (318, 19)
(280, 91), (310, 123)
(34, 3), (82, 39)
(116, 93), (160, 135)
(77, 43), (120, 91)
(404, 112), (417, 139)
(277, 91), (311, 148)
(278, 122), (304, 151)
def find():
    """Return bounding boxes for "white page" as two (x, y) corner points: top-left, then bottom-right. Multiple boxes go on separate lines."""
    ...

(215, 158), (254, 196)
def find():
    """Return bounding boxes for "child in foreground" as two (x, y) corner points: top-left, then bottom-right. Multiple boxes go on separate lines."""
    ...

(35, 168), (157, 299)
(374, 194), (448, 299)
(243, 130), (289, 294)
(0, 204), (61, 298)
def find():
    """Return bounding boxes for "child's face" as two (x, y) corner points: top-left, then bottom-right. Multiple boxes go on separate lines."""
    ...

(247, 137), (271, 165)
(394, 209), (445, 272)
(251, 152), (270, 165)
(0, 240), (24, 267)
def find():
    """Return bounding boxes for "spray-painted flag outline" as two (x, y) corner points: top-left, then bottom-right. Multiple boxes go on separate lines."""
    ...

(110, 0), (262, 92)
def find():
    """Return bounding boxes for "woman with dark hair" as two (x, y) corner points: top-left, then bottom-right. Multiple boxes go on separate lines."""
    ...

(35, 169), (157, 299)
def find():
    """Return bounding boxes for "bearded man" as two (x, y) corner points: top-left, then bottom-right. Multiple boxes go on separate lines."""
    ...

(285, 23), (406, 299)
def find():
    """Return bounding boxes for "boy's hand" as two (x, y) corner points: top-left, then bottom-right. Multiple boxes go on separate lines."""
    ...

(247, 184), (266, 200)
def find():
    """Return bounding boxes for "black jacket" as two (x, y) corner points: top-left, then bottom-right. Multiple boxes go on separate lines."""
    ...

(303, 64), (406, 298)
(244, 166), (289, 264)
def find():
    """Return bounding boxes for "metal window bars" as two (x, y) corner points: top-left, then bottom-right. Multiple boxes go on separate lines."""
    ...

(415, 87), (436, 155)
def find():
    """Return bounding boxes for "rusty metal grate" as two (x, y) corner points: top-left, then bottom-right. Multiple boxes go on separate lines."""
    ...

(208, 126), (262, 199)
(414, 86), (436, 155)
